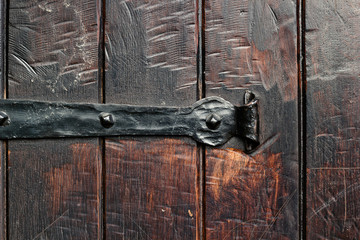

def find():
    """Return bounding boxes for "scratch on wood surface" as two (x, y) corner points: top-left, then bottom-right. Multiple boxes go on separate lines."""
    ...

(308, 77), (360, 169)
(12, 54), (37, 77)
(249, 133), (281, 156)
(205, 0), (297, 101)
(32, 209), (69, 240)
(9, 0), (98, 98)
(43, 142), (99, 236)
(106, 138), (196, 239)
(206, 145), (296, 239)
(306, 0), (360, 80)
(266, 3), (278, 25)
(106, 0), (197, 98)
(127, 213), (154, 240)
(309, 180), (360, 220)
(258, 190), (296, 240)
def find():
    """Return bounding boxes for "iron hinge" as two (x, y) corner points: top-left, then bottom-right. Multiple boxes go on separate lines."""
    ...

(0, 93), (259, 148)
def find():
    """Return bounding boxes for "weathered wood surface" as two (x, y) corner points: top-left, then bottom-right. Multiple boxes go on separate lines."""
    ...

(105, 0), (199, 239)
(306, 1), (360, 239)
(204, 0), (299, 239)
(105, 0), (197, 106)
(8, 1), (101, 239)
(0, 1), (6, 239)
(106, 138), (197, 239)
(9, 0), (99, 102)
(8, 140), (100, 239)
(7, 1), (360, 239)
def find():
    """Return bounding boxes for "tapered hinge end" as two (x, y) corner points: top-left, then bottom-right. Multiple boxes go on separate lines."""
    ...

(235, 91), (259, 152)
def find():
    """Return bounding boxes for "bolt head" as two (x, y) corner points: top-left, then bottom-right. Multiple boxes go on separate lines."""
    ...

(0, 111), (9, 126)
(206, 113), (221, 130)
(99, 112), (115, 128)
(244, 90), (256, 105)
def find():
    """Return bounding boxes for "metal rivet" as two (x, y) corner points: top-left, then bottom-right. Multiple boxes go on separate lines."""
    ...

(206, 113), (221, 130)
(0, 111), (9, 126)
(244, 90), (256, 105)
(99, 112), (114, 128)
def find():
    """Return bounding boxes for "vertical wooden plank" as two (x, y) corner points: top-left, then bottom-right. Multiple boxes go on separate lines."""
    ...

(9, 0), (98, 102)
(196, 0), (206, 238)
(97, 0), (106, 238)
(105, 0), (198, 239)
(105, 0), (197, 106)
(306, 1), (360, 238)
(9, 140), (100, 239)
(8, 1), (101, 239)
(0, 0), (7, 239)
(204, 0), (299, 239)
(106, 138), (197, 239)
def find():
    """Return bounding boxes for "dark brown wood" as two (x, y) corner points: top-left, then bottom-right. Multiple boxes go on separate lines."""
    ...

(306, 1), (360, 238)
(0, 144), (4, 240)
(8, 1), (101, 239)
(8, 140), (100, 239)
(106, 138), (197, 239)
(0, 0), (6, 239)
(104, 0), (199, 239)
(8, 0), (99, 102)
(6, 1), (360, 239)
(204, 0), (299, 238)
(105, 0), (197, 106)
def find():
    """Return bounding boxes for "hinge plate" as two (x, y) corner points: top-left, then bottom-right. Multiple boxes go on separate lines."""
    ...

(0, 96), (259, 147)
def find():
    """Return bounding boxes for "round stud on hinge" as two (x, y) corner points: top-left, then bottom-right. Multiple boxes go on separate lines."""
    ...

(0, 111), (10, 126)
(206, 113), (222, 130)
(99, 112), (115, 128)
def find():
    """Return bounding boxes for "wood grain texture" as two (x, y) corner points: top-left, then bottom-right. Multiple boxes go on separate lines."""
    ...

(8, 140), (99, 239)
(105, 0), (197, 106)
(8, 1), (101, 239)
(306, 1), (360, 238)
(0, 1), (5, 239)
(106, 138), (196, 239)
(204, 0), (299, 239)
(205, 0), (297, 101)
(206, 148), (297, 239)
(105, 0), (199, 238)
(9, 0), (98, 102)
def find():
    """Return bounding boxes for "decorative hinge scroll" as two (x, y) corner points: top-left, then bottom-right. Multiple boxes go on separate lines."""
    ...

(0, 94), (259, 148)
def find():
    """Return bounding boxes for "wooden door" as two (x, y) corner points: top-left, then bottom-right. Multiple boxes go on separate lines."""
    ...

(0, 0), (358, 240)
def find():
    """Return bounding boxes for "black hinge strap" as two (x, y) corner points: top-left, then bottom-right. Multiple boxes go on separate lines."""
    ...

(0, 96), (258, 147)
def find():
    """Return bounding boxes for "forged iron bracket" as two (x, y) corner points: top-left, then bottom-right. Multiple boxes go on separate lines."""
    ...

(0, 94), (259, 147)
